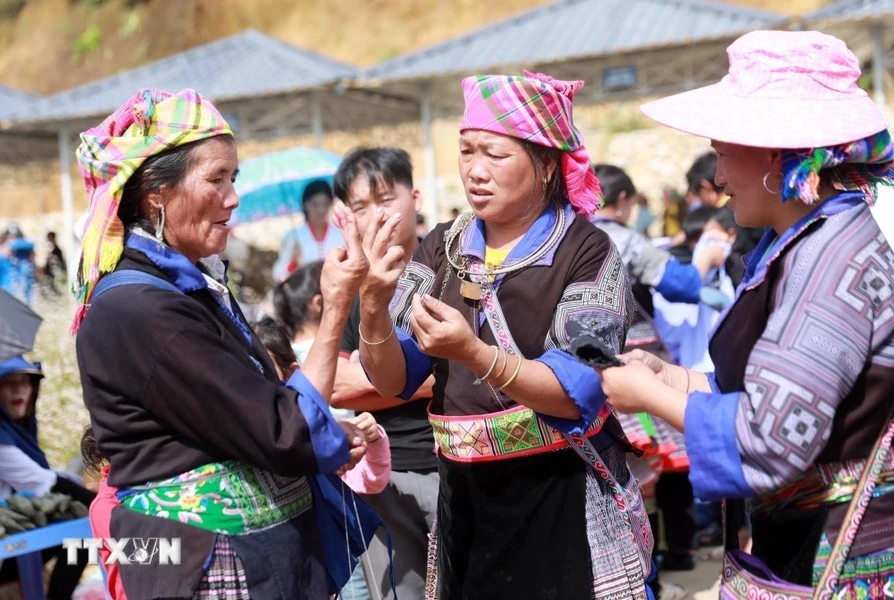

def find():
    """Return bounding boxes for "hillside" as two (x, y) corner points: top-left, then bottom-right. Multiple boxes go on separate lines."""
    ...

(0, 0), (830, 95)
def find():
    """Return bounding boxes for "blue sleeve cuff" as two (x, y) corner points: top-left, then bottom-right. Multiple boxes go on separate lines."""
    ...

(396, 326), (433, 400)
(287, 369), (351, 474)
(656, 261), (702, 304)
(705, 372), (721, 393)
(534, 349), (606, 434)
(685, 390), (753, 501)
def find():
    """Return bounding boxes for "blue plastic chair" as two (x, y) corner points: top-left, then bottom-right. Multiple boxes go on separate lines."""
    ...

(0, 518), (92, 600)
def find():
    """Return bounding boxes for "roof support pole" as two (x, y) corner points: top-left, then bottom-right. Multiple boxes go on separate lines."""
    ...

(872, 22), (887, 108)
(420, 85), (439, 229)
(311, 92), (324, 149)
(58, 127), (76, 289)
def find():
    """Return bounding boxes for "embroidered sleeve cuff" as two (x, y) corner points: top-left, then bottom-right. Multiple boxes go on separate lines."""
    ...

(535, 349), (606, 435)
(396, 326), (433, 400)
(685, 391), (753, 501)
(287, 370), (351, 474)
(656, 261), (702, 304)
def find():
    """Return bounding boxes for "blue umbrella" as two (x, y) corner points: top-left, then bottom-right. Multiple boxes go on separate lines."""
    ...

(231, 148), (343, 226)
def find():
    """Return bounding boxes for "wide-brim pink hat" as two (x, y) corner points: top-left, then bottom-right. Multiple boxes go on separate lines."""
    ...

(641, 30), (889, 149)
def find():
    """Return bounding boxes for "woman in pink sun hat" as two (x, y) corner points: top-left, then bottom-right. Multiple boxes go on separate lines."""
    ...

(601, 30), (894, 597)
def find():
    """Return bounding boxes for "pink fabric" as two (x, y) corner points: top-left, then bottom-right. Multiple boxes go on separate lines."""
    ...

(641, 30), (889, 149)
(460, 71), (602, 215)
(89, 466), (128, 600)
(340, 426), (391, 494)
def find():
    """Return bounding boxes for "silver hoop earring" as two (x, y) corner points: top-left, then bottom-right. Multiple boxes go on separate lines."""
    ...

(155, 206), (165, 243)
(762, 172), (778, 195)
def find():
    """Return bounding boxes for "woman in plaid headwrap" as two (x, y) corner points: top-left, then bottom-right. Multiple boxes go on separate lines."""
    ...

(356, 72), (655, 599)
(73, 88), (375, 599)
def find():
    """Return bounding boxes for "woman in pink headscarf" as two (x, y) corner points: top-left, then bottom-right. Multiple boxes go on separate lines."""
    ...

(355, 72), (655, 599)
(602, 31), (894, 597)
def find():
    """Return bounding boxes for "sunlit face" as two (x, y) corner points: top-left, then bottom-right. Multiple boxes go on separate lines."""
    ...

(0, 373), (33, 421)
(711, 141), (778, 229)
(345, 178), (422, 250)
(161, 137), (240, 263)
(304, 192), (334, 229)
(458, 130), (547, 225)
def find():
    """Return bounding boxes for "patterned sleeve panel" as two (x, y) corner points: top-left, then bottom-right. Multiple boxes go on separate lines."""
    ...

(382, 227), (448, 399)
(537, 235), (634, 434)
(614, 224), (671, 289)
(688, 210), (892, 500)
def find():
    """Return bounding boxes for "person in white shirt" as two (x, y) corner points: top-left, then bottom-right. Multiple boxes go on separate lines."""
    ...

(272, 180), (345, 282)
(0, 355), (94, 598)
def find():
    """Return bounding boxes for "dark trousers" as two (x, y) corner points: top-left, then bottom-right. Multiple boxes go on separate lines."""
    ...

(656, 471), (695, 552)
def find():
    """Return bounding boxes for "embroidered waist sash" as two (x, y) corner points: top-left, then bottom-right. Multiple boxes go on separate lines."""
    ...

(117, 460), (313, 535)
(430, 403), (612, 463)
(751, 454), (894, 517)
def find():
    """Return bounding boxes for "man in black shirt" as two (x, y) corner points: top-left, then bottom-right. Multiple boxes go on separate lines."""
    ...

(333, 147), (437, 599)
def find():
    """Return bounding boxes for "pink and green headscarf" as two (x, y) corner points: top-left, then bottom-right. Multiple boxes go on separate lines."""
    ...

(72, 88), (232, 332)
(460, 71), (602, 215)
(781, 129), (894, 204)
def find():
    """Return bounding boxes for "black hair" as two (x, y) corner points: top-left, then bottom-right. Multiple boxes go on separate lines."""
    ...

(686, 152), (723, 196)
(519, 140), (567, 206)
(273, 261), (324, 337)
(81, 425), (106, 474)
(710, 206), (736, 232)
(591, 164), (637, 208)
(683, 205), (719, 244)
(302, 180), (334, 218)
(117, 135), (235, 233)
(333, 147), (414, 204)
(252, 316), (299, 375)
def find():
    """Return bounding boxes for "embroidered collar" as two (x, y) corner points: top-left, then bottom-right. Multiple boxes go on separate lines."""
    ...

(742, 191), (865, 290)
(125, 229), (229, 294)
(457, 201), (574, 270)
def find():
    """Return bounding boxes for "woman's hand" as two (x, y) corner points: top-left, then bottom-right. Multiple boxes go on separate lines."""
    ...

(600, 360), (663, 414)
(321, 209), (368, 318)
(410, 293), (479, 361)
(334, 419), (368, 476)
(350, 412), (382, 443)
(619, 349), (686, 391)
(359, 208), (407, 309)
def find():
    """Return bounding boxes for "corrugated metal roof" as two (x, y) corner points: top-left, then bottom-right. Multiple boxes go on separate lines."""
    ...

(0, 85), (37, 120)
(805, 0), (894, 21)
(362, 0), (788, 82)
(6, 29), (356, 124)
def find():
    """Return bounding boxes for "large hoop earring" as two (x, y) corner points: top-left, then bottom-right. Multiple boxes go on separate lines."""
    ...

(155, 205), (165, 243)
(762, 172), (778, 195)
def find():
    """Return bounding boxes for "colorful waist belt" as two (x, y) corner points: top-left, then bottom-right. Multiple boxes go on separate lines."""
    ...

(430, 403), (612, 463)
(752, 454), (894, 516)
(117, 460), (313, 535)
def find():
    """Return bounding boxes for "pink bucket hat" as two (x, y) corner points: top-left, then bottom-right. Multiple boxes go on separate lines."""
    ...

(641, 30), (889, 149)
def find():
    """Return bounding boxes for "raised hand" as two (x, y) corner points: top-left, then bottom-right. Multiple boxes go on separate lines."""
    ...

(334, 419), (368, 476)
(360, 207), (407, 307)
(410, 293), (478, 361)
(321, 208), (369, 318)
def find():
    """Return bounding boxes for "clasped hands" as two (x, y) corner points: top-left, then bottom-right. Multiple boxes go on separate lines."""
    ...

(599, 349), (689, 414)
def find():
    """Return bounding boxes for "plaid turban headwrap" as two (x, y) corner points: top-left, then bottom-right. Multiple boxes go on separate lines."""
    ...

(780, 129), (894, 205)
(72, 88), (232, 332)
(460, 71), (602, 215)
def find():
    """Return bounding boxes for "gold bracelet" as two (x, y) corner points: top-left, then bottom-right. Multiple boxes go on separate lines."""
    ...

(490, 351), (509, 382)
(498, 354), (523, 391)
(474, 346), (500, 383)
(358, 323), (395, 346)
